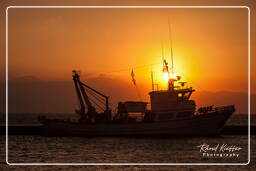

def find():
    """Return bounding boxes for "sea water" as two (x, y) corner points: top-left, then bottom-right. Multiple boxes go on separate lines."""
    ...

(0, 114), (255, 170)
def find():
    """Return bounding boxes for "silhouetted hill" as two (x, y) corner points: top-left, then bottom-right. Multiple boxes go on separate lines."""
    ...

(0, 75), (255, 114)
(192, 91), (252, 114)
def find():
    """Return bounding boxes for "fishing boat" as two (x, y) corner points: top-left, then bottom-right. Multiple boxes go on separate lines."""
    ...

(39, 63), (235, 136)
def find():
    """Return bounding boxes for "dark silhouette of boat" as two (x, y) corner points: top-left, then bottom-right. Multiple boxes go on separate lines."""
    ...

(39, 65), (235, 136)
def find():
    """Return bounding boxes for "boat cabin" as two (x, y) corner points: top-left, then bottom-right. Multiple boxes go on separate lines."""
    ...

(149, 80), (196, 121)
(117, 101), (147, 121)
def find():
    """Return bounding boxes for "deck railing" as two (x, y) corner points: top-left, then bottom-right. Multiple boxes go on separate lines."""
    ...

(214, 105), (235, 112)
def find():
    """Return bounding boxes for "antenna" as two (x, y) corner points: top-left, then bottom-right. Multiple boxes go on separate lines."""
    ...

(151, 71), (154, 91)
(150, 65), (159, 91)
(161, 41), (168, 73)
(161, 41), (165, 64)
(168, 19), (174, 74)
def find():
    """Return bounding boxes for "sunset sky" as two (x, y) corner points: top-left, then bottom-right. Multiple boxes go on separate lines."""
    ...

(8, 7), (249, 92)
(0, 4), (254, 114)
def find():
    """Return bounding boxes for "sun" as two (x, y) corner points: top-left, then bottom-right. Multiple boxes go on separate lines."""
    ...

(163, 71), (178, 82)
(163, 72), (169, 82)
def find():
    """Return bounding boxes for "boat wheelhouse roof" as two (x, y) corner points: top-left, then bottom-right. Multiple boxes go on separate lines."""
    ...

(149, 87), (195, 95)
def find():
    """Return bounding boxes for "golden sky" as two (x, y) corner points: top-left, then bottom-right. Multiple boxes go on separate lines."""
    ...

(8, 7), (249, 93)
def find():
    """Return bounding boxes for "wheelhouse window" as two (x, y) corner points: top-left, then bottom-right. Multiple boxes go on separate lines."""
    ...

(177, 93), (183, 101)
(183, 92), (191, 100)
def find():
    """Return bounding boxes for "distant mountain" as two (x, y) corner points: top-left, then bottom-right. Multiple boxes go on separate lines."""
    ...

(0, 75), (255, 114)
(9, 75), (41, 83)
(192, 91), (254, 114)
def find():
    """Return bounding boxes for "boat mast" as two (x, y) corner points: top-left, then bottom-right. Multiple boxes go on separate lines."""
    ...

(168, 19), (174, 74)
(151, 71), (154, 91)
(167, 20), (176, 91)
(73, 71), (86, 117)
(72, 70), (110, 123)
(72, 71), (96, 119)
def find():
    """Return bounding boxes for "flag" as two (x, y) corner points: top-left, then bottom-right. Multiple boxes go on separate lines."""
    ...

(131, 69), (136, 86)
(162, 59), (169, 73)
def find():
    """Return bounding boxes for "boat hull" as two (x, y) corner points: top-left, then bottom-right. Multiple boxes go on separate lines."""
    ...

(41, 107), (234, 136)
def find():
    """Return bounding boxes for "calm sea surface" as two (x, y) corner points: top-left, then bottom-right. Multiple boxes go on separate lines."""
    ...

(0, 114), (255, 170)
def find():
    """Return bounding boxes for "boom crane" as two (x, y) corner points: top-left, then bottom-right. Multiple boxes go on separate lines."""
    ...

(72, 70), (111, 123)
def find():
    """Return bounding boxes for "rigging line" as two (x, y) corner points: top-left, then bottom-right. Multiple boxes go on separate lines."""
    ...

(85, 86), (106, 102)
(83, 87), (106, 107)
(102, 62), (162, 74)
(161, 41), (166, 73)
(161, 41), (164, 61)
(168, 18), (174, 73)
(86, 88), (106, 105)
(87, 94), (106, 107)
(87, 94), (105, 111)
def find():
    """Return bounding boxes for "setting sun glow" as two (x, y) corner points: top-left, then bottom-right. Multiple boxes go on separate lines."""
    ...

(162, 71), (178, 82)
(169, 73), (177, 80)
(163, 72), (169, 82)
(6, 7), (251, 115)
